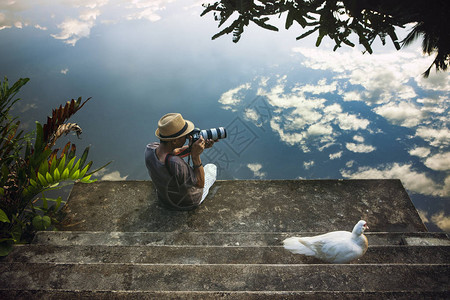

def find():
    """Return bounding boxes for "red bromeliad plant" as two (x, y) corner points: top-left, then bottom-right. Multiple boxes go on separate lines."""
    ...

(0, 77), (106, 256)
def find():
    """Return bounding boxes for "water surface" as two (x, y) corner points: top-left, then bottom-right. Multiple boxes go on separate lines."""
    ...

(0, 1), (448, 231)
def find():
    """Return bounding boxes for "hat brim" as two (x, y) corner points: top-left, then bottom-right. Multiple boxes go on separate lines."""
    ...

(155, 120), (195, 141)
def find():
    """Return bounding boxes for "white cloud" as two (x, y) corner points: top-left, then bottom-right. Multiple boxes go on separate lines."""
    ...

(417, 209), (429, 223)
(345, 160), (355, 168)
(72, 0), (109, 9)
(431, 211), (450, 232)
(1, 0), (176, 44)
(34, 24), (47, 30)
(346, 143), (375, 153)
(292, 47), (442, 105)
(424, 152), (450, 171)
(125, 0), (177, 21)
(341, 163), (449, 197)
(353, 135), (364, 143)
(415, 127), (450, 148)
(409, 147), (431, 158)
(293, 79), (337, 94)
(100, 170), (128, 181)
(336, 113), (370, 131)
(418, 209), (450, 232)
(235, 77), (374, 152)
(126, 8), (162, 22)
(443, 176), (450, 198)
(307, 123), (332, 136)
(341, 90), (362, 102)
(244, 108), (258, 120)
(247, 163), (266, 179)
(373, 102), (424, 127)
(19, 103), (37, 113)
(270, 118), (307, 146)
(80, 9), (100, 21)
(416, 70), (450, 91)
(329, 151), (342, 160)
(218, 83), (250, 109)
(51, 17), (95, 46)
(303, 160), (314, 170)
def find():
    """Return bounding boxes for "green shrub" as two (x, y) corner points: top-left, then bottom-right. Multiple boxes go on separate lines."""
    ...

(0, 76), (106, 256)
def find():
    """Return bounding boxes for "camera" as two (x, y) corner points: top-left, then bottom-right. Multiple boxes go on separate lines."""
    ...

(190, 127), (227, 142)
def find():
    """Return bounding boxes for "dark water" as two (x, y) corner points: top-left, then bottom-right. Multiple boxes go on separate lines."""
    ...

(0, 1), (448, 232)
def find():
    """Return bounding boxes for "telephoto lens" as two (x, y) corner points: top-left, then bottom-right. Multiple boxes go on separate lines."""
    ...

(200, 127), (227, 140)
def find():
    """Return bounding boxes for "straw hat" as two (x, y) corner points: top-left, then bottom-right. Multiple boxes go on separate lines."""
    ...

(155, 113), (195, 141)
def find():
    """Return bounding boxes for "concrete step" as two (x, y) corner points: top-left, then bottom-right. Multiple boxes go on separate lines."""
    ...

(3, 244), (450, 265)
(32, 231), (450, 247)
(0, 263), (448, 292)
(59, 180), (427, 232)
(1, 290), (449, 300)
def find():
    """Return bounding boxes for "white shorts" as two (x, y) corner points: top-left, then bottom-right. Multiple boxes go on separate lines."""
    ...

(200, 164), (217, 203)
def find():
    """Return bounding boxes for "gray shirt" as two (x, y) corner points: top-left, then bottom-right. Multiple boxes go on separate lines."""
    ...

(145, 142), (203, 210)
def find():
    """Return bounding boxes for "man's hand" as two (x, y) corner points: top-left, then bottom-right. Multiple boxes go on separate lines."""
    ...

(172, 145), (189, 156)
(205, 139), (215, 149)
(189, 136), (205, 188)
(190, 136), (205, 158)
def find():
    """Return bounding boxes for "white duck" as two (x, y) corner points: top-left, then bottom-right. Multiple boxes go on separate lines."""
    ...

(283, 220), (369, 264)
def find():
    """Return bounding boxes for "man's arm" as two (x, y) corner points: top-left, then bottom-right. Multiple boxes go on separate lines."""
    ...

(190, 137), (205, 188)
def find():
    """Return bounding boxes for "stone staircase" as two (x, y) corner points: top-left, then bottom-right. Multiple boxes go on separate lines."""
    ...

(1, 180), (449, 299)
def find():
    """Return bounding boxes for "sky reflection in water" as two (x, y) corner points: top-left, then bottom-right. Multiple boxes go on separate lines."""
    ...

(0, 0), (448, 232)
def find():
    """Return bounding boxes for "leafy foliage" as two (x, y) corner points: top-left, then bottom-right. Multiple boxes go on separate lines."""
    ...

(201, 0), (449, 77)
(0, 77), (104, 256)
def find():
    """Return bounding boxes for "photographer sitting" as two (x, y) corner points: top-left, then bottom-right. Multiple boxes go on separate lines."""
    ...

(145, 113), (217, 210)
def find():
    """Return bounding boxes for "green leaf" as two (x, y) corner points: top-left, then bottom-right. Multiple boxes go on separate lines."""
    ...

(61, 168), (70, 180)
(11, 224), (22, 242)
(30, 178), (38, 188)
(0, 209), (10, 223)
(0, 241), (13, 256)
(57, 155), (66, 174)
(37, 172), (48, 186)
(253, 18), (278, 32)
(79, 161), (92, 178)
(78, 146), (90, 169)
(296, 26), (319, 40)
(316, 34), (325, 47)
(53, 168), (61, 181)
(55, 196), (62, 211)
(45, 172), (53, 184)
(66, 157), (76, 171)
(32, 215), (51, 230)
(43, 196), (48, 210)
(69, 159), (81, 177)
(49, 155), (58, 174)
(285, 10), (294, 29)
(80, 174), (92, 183)
(71, 169), (80, 180)
(34, 121), (44, 152)
(38, 161), (49, 176)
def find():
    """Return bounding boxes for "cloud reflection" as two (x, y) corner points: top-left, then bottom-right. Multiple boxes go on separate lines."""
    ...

(341, 163), (449, 198)
(217, 42), (448, 231)
(0, 0), (182, 45)
(247, 163), (266, 179)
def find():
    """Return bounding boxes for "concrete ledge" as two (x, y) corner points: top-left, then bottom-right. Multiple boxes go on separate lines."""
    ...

(4, 244), (450, 264)
(1, 290), (449, 300)
(32, 231), (449, 247)
(1, 263), (448, 292)
(59, 180), (426, 232)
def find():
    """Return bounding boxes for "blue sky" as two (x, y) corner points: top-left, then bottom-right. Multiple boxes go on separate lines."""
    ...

(1, 0), (449, 231)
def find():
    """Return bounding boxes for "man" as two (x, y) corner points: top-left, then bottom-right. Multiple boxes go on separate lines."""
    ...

(145, 113), (217, 210)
